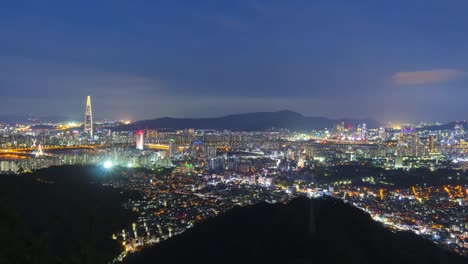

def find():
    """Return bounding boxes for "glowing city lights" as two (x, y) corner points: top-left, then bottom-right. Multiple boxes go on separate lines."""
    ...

(103, 160), (113, 169)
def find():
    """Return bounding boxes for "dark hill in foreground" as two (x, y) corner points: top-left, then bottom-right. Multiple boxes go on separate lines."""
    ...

(114, 110), (379, 131)
(0, 166), (137, 264)
(124, 197), (466, 264)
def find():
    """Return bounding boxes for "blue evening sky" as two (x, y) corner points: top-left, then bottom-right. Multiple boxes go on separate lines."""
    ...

(1, 0), (468, 122)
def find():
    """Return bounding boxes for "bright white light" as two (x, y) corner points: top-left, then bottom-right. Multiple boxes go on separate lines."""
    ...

(127, 163), (133, 168)
(103, 161), (113, 169)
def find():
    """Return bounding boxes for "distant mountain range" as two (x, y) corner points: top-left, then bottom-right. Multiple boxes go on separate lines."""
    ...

(0, 114), (72, 124)
(2, 112), (466, 132)
(113, 110), (380, 131)
(124, 197), (466, 264)
(421, 120), (468, 131)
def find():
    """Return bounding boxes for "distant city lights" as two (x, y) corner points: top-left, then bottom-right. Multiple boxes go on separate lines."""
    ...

(66, 122), (79, 127)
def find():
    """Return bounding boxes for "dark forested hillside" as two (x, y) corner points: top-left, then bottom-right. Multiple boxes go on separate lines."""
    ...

(0, 166), (136, 264)
(124, 197), (466, 264)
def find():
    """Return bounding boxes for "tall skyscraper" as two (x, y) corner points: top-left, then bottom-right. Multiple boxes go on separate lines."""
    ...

(411, 133), (420, 157)
(84, 96), (93, 137)
(136, 130), (144, 150)
(361, 123), (367, 141)
(378, 127), (386, 141)
(428, 134), (436, 154)
(169, 138), (178, 156)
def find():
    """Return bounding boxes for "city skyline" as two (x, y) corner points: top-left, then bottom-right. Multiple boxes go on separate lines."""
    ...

(1, 1), (467, 263)
(1, 95), (465, 125)
(2, 1), (468, 122)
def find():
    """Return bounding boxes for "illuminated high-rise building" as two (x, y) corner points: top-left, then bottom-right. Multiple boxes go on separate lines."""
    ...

(378, 127), (386, 140)
(169, 138), (177, 156)
(411, 133), (420, 157)
(136, 130), (144, 150)
(428, 134), (436, 154)
(84, 96), (93, 137)
(188, 128), (195, 136)
(361, 123), (367, 141)
(204, 145), (217, 158)
(146, 129), (158, 139)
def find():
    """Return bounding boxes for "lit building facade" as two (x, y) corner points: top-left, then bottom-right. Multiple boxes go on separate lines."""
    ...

(136, 130), (144, 150)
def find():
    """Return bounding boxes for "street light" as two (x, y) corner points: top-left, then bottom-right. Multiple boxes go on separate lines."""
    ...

(103, 160), (113, 169)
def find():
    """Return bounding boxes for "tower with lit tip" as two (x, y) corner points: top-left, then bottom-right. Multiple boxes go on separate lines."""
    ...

(84, 96), (93, 137)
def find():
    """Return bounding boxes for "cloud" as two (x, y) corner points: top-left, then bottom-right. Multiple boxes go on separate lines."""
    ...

(393, 69), (465, 85)
(0, 55), (162, 99)
(0, 56), (165, 119)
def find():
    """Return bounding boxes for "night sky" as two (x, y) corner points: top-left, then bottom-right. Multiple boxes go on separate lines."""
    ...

(1, 0), (468, 122)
